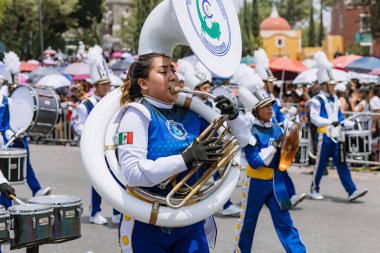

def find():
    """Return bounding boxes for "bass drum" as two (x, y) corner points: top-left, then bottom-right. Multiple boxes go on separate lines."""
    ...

(9, 86), (61, 136)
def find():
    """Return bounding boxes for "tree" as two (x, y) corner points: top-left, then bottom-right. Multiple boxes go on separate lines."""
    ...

(308, 1), (315, 47)
(318, 1), (325, 46)
(275, 0), (311, 27)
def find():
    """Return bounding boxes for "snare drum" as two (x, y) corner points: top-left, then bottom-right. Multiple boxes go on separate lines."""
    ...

(8, 204), (54, 249)
(344, 130), (371, 157)
(293, 139), (310, 166)
(0, 205), (9, 244)
(0, 148), (27, 184)
(9, 86), (61, 135)
(27, 195), (82, 243)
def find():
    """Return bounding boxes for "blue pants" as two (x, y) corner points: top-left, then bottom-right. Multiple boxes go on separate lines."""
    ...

(311, 134), (357, 195)
(119, 218), (209, 253)
(91, 187), (120, 216)
(235, 177), (306, 253)
(10, 138), (42, 195)
(284, 171), (296, 198)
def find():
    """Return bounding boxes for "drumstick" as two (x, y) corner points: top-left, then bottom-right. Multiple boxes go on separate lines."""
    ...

(3, 128), (24, 148)
(10, 194), (25, 205)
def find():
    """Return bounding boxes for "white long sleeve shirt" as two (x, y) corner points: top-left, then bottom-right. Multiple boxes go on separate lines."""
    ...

(73, 95), (101, 136)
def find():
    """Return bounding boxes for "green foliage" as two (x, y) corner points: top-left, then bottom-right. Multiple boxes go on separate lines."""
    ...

(318, 4), (325, 46)
(276, 0), (311, 27)
(0, 0), (105, 59)
(308, 1), (315, 47)
(347, 42), (370, 56)
(302, 21), (322, 47)
(119, 0), (161, 54)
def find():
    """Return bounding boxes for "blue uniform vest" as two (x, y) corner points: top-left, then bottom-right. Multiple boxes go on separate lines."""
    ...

(142, 101), (208, 196)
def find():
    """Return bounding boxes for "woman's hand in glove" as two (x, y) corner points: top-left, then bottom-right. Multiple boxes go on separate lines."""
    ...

(0, 183), (16, 200)
(182, 137), (223, 167)
(214, 96), (238, 120)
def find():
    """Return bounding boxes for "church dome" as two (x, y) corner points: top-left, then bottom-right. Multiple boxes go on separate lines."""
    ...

(260, 3), (291, 31)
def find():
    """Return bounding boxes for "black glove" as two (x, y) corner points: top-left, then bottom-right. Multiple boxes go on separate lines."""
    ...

(0, 183), (16, 200)
(272, 134), (284, 151)
(214, 95), (238, 120)
(182, 138), (223, 167)
(332, 121), (340, 127)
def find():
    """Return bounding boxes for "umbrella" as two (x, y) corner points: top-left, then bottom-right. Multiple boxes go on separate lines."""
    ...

(270, 57), (309, 73)
(27, 59), (40, 65)
(345, 56), (380, 73)
(111, 51), (122, 58)
(62, 62), (90, 75)
(43, 48), (57, 55)
(368, 68), (380, 76)
(19, 73), (29, 84)
(348, 71), (378, 83)
(109, 73), (124, 86)
(36, 74), (71, 89)
(302, 59), (316, 68)
(27, 67), (61, 83)
(110, 59), (133, 71)
(72, 74), (90, 81)
(293, 68), (349, 84)
(331, 55), (362, 69)
(20, 62), (40, 72)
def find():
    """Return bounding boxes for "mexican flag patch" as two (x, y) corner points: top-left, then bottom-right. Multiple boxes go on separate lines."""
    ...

(119, 132), (133, 145)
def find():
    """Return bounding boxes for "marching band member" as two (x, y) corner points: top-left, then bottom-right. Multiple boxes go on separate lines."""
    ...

(3, 51), (52, 198)
(254, 49), (306, 207)
(73, 45), (120, 225)
(117, 52), (254, 253)
(308, 51), (368, 201)
(177, 59), (242, 217)
(234, 88), (306, 253)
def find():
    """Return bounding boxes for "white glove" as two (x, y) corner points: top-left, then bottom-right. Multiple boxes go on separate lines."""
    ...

(342, 119), (355, 129)
(5, 129), (15, 141)
(288, 106), (298, 116)
(0, 134), (4, 147)
(282, 119), (294, 128)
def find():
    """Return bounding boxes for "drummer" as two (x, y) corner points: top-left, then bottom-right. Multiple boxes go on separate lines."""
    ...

(2, 51), (52, 199)
(308, 65), (368, 201)
(254, 48), (306, 207)
(234, 88), (306, 253)
(178, 60), (242, 217)
(73, 45), (120, 225)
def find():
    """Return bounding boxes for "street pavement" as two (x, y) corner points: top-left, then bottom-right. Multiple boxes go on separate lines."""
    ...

(2, 144), (379, 253)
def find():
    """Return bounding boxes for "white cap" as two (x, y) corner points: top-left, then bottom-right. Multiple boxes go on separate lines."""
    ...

(334, 82), (347, 92)
(87, 45), (110, 85)
(177, 59), (212, 90)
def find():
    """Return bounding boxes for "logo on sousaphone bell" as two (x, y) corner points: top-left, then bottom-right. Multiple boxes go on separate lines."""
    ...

(187, 0), (231, 56)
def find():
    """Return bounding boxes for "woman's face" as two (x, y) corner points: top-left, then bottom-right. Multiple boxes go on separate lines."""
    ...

(140, 56), (179, 104)
(257, 104), (273, 122)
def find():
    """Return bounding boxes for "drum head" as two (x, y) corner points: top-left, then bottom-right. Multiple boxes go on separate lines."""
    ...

(10, 86), (35, 132)
(9, 204), (53, 214)
(28, 195), (82, 207)
(211, 86), (237, 106)
(0, 148), (27, 156)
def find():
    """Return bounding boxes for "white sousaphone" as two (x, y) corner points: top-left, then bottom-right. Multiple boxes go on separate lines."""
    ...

(81, 0), (242, 227)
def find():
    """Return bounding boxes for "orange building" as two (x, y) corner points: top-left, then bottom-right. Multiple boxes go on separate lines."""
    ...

(260, 5), (302, 60)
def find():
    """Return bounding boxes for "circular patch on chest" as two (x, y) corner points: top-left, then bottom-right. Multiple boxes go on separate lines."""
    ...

(166, 120), (188, 140)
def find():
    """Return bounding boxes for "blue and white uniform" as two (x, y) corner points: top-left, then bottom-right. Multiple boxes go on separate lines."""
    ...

(117, 96), (252, 253)
(74, 94), (120, 217)
(309, 91), (357, 195)
(234, 118), (306, 253)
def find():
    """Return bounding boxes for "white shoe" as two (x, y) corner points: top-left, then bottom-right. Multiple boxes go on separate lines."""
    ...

(112, 214), (121, 224)
(89, 212), (108, 225)
(291, 193), (306, 207)
(348, 189), (368, 201)
(220, 204), (241, 216)
(35, 187), (52, 197)
(310, 192), (324, 200)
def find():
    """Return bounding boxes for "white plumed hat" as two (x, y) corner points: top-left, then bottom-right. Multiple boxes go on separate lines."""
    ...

(177, 59), (212, 90)
(314, 51), (335, 85)
(3, 51), (20, 83)
(254, 48), (276, 81)
(87, 45), (110, 85)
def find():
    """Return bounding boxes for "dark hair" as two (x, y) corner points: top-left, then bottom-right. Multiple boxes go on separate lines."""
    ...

(120, 53), (167, 105)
